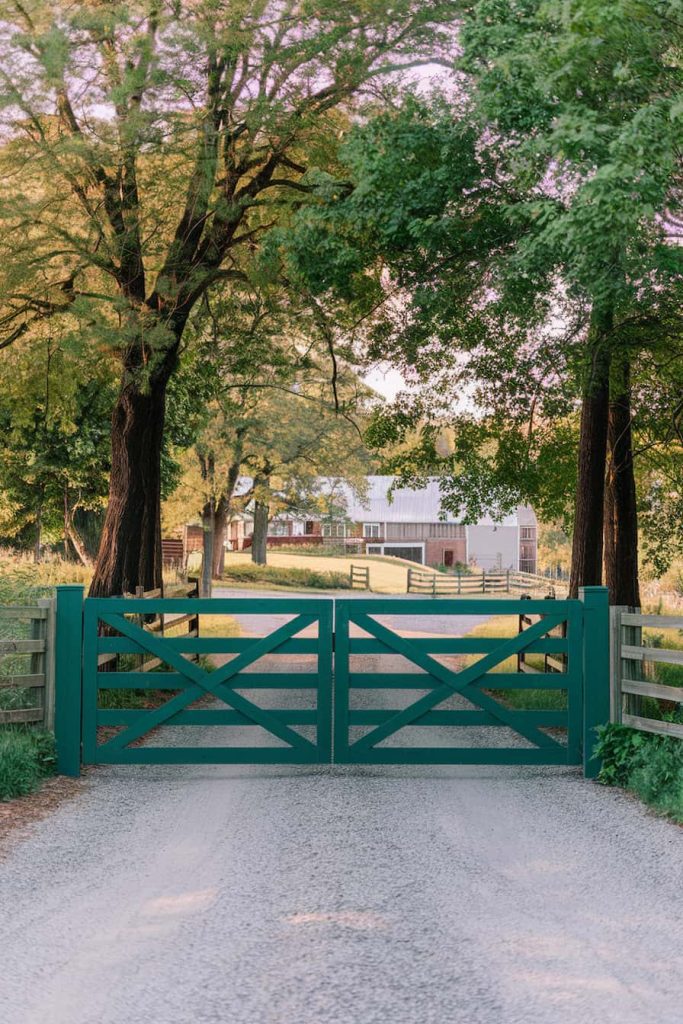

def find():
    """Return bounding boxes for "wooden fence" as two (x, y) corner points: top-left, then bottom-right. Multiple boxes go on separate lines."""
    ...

(349, 564), (370, 590)
(0, 579), (200, 731)
(517, 598), (567, 675)
(407, 567), (565, 597)
(611, 607), (683, 739)
(99, 578), (200, 673)
(0, 600), (56, 728)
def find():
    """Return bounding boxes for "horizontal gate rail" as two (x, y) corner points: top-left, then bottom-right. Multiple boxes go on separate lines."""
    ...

(54, 587), (609, 777)
(334, 597), (584, 766)
(82, 597), (333, 766)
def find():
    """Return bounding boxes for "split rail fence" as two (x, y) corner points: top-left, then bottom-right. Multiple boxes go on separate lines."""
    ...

(0, 601), (55, 728)
(0, 579), (199, 729)
(99, 578), (200, 673)
(407, 567), (567, 597)
(610, 607), (683, 740)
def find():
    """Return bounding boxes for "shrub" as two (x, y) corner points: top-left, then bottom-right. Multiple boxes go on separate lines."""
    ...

(221, 563), (351, 589)
(595, 724), (646, 787)
(595, 722), (683, 822)
(0, 729), (56, 801)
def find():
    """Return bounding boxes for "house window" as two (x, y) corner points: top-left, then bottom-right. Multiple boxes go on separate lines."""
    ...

(364, 523), (381, 539)
(269, 521), (288, 536)
(520, 527), (535, 540)
(322, 522), (348, 538)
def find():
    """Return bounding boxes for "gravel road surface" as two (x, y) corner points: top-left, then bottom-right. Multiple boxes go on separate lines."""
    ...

(1, 606), (682, 1024)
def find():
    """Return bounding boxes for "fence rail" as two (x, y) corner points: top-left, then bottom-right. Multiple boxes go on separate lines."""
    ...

(0, 600), (55, 728)
(518, 599), (567, 675)
(100, 578), (200, 673)
(407, 567), (566, 597)
(611, 607), (683, 739)
(349, 564), (370, 590)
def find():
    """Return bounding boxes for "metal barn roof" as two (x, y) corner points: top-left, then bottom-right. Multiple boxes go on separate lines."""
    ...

(237, 475), (534, 527)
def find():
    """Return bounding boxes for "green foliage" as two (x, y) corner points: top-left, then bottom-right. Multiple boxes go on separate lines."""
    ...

(276, 1), (683, 556)
(0, 729), (56, 802)
(595, 723), (647, 787)
(596, 723), (683, 822)
(0, 336), (114, 552)
(221, 563), (352, 589)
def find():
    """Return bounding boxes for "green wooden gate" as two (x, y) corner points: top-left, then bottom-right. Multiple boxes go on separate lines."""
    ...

(81, 596), (333, 765)
(53, 587), (609, 776)
(333, 594), (605, 769)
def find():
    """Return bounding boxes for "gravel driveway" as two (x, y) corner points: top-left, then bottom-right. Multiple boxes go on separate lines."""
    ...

(1, 605), (682, 1024)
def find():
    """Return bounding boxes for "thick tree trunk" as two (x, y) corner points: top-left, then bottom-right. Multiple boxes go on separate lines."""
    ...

(251, 503), (269, 565)
(212, 498), (227, 577)
(90, 373), (170, 597)
(201, 500), (214, 598)
(604, 357), (641, 606)
(569, 309), (612, 598)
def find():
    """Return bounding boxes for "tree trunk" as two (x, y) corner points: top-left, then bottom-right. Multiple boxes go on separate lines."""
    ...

(604, 357), (641, 607)
(251, 496), (269, 565)
(212, 497), (227, 577)
(569, 309), (613, 598)
(201, 500), (214, 598)
(90, 372), (170, 597)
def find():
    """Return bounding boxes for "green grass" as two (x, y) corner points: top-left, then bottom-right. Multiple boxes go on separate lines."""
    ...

(461, 614), (567, 712)
(0, 729), (56, 801)
(221, 563), (352, 590)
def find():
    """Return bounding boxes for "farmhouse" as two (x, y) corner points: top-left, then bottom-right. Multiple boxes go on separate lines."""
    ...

(226, 476), (537, 571)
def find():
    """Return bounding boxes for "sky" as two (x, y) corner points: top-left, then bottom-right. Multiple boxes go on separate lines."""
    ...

(364, 364), (407, 401)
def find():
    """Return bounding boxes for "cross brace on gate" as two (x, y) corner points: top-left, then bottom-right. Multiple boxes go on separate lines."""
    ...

(52, 588), (611, 778)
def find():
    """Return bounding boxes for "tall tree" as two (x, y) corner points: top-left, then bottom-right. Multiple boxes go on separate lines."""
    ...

(0, 329), (114, 561)
(458, 0), (683, 600)
(278, 2), (683, 602)
(0, 0), (456, 595)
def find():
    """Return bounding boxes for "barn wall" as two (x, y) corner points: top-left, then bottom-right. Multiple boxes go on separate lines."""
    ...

(466, 525), (518, 570)
(424, 539), (467, 567)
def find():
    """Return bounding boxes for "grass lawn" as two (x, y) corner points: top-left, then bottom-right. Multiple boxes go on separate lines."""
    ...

(221, 551), (435, 593)
(461, 613), (568, 712)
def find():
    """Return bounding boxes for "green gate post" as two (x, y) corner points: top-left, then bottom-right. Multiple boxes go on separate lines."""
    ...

(54, 585), (84, 777)
(579, 586), (610, 779)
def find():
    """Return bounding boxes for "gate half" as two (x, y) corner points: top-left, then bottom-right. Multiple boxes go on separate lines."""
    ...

(82, 597), (333, 764)
(333, 598), (584, 765)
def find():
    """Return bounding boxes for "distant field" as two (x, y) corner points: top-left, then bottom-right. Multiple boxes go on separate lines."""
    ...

(221, 551), (437, 594)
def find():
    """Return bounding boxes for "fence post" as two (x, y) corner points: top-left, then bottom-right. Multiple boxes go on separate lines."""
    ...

(506, 569), (510, 593)
(609, 605), (626, 723)
(54, 585), (84, 777)
(579, 586), (610, 779)
(482, 569), (486, 593)
(38, 597), (56, 730)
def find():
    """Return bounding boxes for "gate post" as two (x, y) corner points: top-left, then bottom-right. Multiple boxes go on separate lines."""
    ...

(54, 585), (84, 777)
(579, 586), (610, 779)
